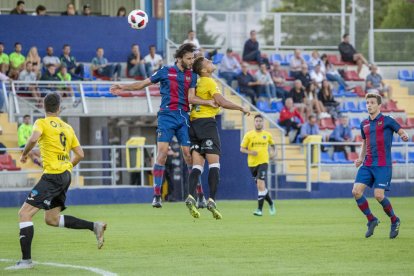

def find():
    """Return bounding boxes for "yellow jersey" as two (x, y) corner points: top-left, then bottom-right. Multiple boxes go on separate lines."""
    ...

(241, 130), (275, 167)
(33, 117), (80, 174)
(190, 76), (220, 120)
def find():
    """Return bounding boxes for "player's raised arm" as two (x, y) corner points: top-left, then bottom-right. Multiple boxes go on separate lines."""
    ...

(20, 131), (41, 163)
(397, 128), (409, 142)
(213, 93), (250, 115)
(110, 78), (152, 95)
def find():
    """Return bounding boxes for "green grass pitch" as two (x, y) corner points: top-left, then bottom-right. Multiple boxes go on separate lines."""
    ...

(0, 198), (413, 275)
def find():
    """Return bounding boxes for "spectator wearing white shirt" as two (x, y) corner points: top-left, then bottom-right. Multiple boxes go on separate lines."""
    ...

(289, 49), (305, 78)
(219, 48), (241, 86)
(310, 64), (325, 89)
(309, 50), (321, 69)
(183, 30), (200, 49)
(321, 54), (350, 90)
(143, 45), (163, 77)
(42, 46), (60, 67)
(18, 62), (41, 105)
(255, 63), (276, 99)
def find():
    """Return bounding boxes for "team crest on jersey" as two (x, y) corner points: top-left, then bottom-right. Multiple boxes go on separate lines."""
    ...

(185, 76), (191, 82)
(378, 121), (383, 126)
(263, 135), (267, 139)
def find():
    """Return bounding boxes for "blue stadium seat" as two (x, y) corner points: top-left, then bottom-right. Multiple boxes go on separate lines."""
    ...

(392, 152), (405, 163)
(270, 101), (284, 112)
(408, 152), (414, 163)
(344, 101), (359, 112)
(358, 101), (367, 111)
(283, 54), (293, 66)
(302, 54), (311, 63)
(213, 53), (224, 64)
(398, 70), (414, 81)
(83, 64), (92, 80)
(270, 53), (283, 64)
(333, 152), (353, 164)
(392, 135), (404, 147)
(257, 101), (274, 113)
(350, 118), (361, 129)
(321, 152), (333, 163)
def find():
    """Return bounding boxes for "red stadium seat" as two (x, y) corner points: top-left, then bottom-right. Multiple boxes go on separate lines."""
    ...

(354, 135), (363, 142)
(387, 100), (405, 112)
(280, 70), (294, 81)
(319, 118), (336, 130)
(395, 117), (410, 129)
(327, 55), (345, 66)
(0, 154), (21, 171)
(233, 53), (242, 63)
(130, 91), (146, 97)
(349, 71), (364, 81)
(125, 67), (145, 80)
(347, 152), (359, 161)
(353, 86), (366, 97)
(118, 91), (132, 97)
(406, 118), (414, 128)
(92, 70), (111, 81)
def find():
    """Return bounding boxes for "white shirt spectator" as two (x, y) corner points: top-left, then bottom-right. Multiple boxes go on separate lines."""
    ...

(0, 72), (9, 81)
(290, 56), (303, 72)
(183, 38), (200, 49)
(143, 53), (163, 71)
(43, 55), (60, 66)
(310, 70), (325, 88)
(220, 54), (241, 73)
(18, 70), (37, 82)
(255, 70), (273, 85)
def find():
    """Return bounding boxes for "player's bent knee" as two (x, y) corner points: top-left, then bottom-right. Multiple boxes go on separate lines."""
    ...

(352, 187), (363, 198)
(44, 216), (59, 227)
(374, 192), (384, 202)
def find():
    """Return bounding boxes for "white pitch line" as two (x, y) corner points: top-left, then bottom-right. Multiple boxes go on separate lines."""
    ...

(0, 258), (118, 276)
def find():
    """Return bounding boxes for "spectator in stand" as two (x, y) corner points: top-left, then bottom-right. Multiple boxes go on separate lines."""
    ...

(18, 115), (42, 167)
(42, 46), (60, 67)
(295, 64), (312, 89)
(61, 3), (77, 16)
(0, 43), (9, 74)
(321, 54), (350, 90)
(82, 4), (91, 16)
(143, 45), (163, 77)
(255, 63), (276, 99)
(127, 44), (147, 78)
(18, 62), (41, 105)
(57, 65), (75, 97)
(289, 49), (305, 78)
(40, 64), (59, 82)
(60, 44), (84, 80)
(237, 62), (263, 105)
(329, 114), (355, 154)
(183, 30), (200, 49)
(289, 79), (307, 119)
(338, 33), (370, 76)
(318, 80), (340, 120)
(34, 5), (47, 16)
(366, 64), (393, 99)
(270, 62), (289, 103)
(242, 30), (269, 66)
(8, 42), (25, 80)
(116, 6), (126, 16)
(10, 1), (27, 15)
(91, 47), (122, 81)
(26, 46), (41, 78)
(279, 97), (304, 142)
(310, 63), (325, 89)
(305, 83), (328, 119)
(299, 114), (320, 143)
(219, 48), (241, 86)
(309, 50), (321, 69)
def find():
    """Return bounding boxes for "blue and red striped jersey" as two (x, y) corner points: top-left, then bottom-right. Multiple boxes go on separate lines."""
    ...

(360, 113), (401, 166)
(150, 65), (197, 112)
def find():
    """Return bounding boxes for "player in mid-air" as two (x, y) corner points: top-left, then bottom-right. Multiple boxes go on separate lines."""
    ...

(352, 93), (408, 239)
(240, 114), (276, 216)
(185, 56), (250, 219)
(111, 43), (215, 208)
(7, 93), (106, 270)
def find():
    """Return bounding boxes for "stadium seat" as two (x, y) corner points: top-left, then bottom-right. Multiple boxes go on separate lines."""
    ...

(408, 152), (414, 163)
(257, 101), (274, 113)
(353, 86), (366, 97)
(387, 100), (404, 112)
(280, 70), (294, 81)
(406, 118), (414, 128)
(346, 152), (359, 162)
(350, 118), (361, 129)
(391, 152), (405, 163)
(0, 154), (21, 171)
(233, 52), (242, 63)
(327, 55), (345, 66)
(283, 54), (293, 66)
(270, 101), (284, 112)
(130, 91), (146, 97)
(93, 70), (111, 81)
(349, 71), (364, 81)
(321, 152), (333, 163)
(397, 70), (414, 81)
(270, 53), (283, 64)
(213, 53), (224, 64)
(358, 101), (367, 112)
(302, 54), (311, 63)
(393, 135), (404, 147)
(333, 152), (353, 164)
(319, 118), (335, 130)
(354, 135), (363, 142)
(342, 101), (359, 113)
(395, 117), (410, 129)
(83, 64), (93, 80)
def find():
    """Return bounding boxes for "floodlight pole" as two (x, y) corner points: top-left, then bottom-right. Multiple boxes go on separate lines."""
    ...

(191, 0), (196, 32)
(341, 0), (346, 36)
(369, 0), (375, 63)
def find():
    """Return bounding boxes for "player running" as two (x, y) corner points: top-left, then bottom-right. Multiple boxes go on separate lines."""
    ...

(7, 93), (106, 270)
(110, 43), (214, 208)
(185, 56), (250, 219)
(352, 93), (408, 239)
(240, 114), (276, 216)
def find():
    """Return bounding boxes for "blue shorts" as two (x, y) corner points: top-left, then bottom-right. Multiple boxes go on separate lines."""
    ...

(355, 166), (392, 191)
(156, 110), (190, 146)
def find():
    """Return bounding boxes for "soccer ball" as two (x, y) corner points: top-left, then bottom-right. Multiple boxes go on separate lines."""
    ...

(128, 9), (148, 30)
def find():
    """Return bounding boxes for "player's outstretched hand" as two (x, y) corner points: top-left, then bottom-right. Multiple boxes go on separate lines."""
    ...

(241, 106), (250, 116)
(20, 154), (28, 164)
(354, 158), (363, 168)
(110, 84), (123, 95)
(401, 133), (409, 142)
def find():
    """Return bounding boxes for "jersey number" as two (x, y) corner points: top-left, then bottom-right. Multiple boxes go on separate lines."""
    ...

(59, 132), (67, 151)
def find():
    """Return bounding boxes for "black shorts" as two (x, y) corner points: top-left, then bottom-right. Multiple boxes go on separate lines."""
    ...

(249, 163), (268, 181)
(341, 55), (354, 63)
(189, 118), (221, 155)
(25, 171), (71, 211)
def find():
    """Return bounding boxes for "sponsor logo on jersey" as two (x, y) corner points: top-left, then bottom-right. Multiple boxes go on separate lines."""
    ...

(185, 76), (191, 82)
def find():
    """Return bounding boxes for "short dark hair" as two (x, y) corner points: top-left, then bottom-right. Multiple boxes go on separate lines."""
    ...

(23, 114), (30, 119)
(342, 33), (349, 39)
(36, 5), (46, 13)
(174, 43), (196, 59)
(62, 44), (70, 49)
(188, 30), (194, 34)
(17, 1), (25, 6)
(254, 114), (263, 120)
(365, 92), (382, 105)
(0, 42), (3, 46)
(96, 47), (103, 51)
(308, 114), (316, 120)
(44, 93), (61, 113)
(192, 56), (205, 75)
(14, 42), (21, 47)
(149, 45), (156, 50)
